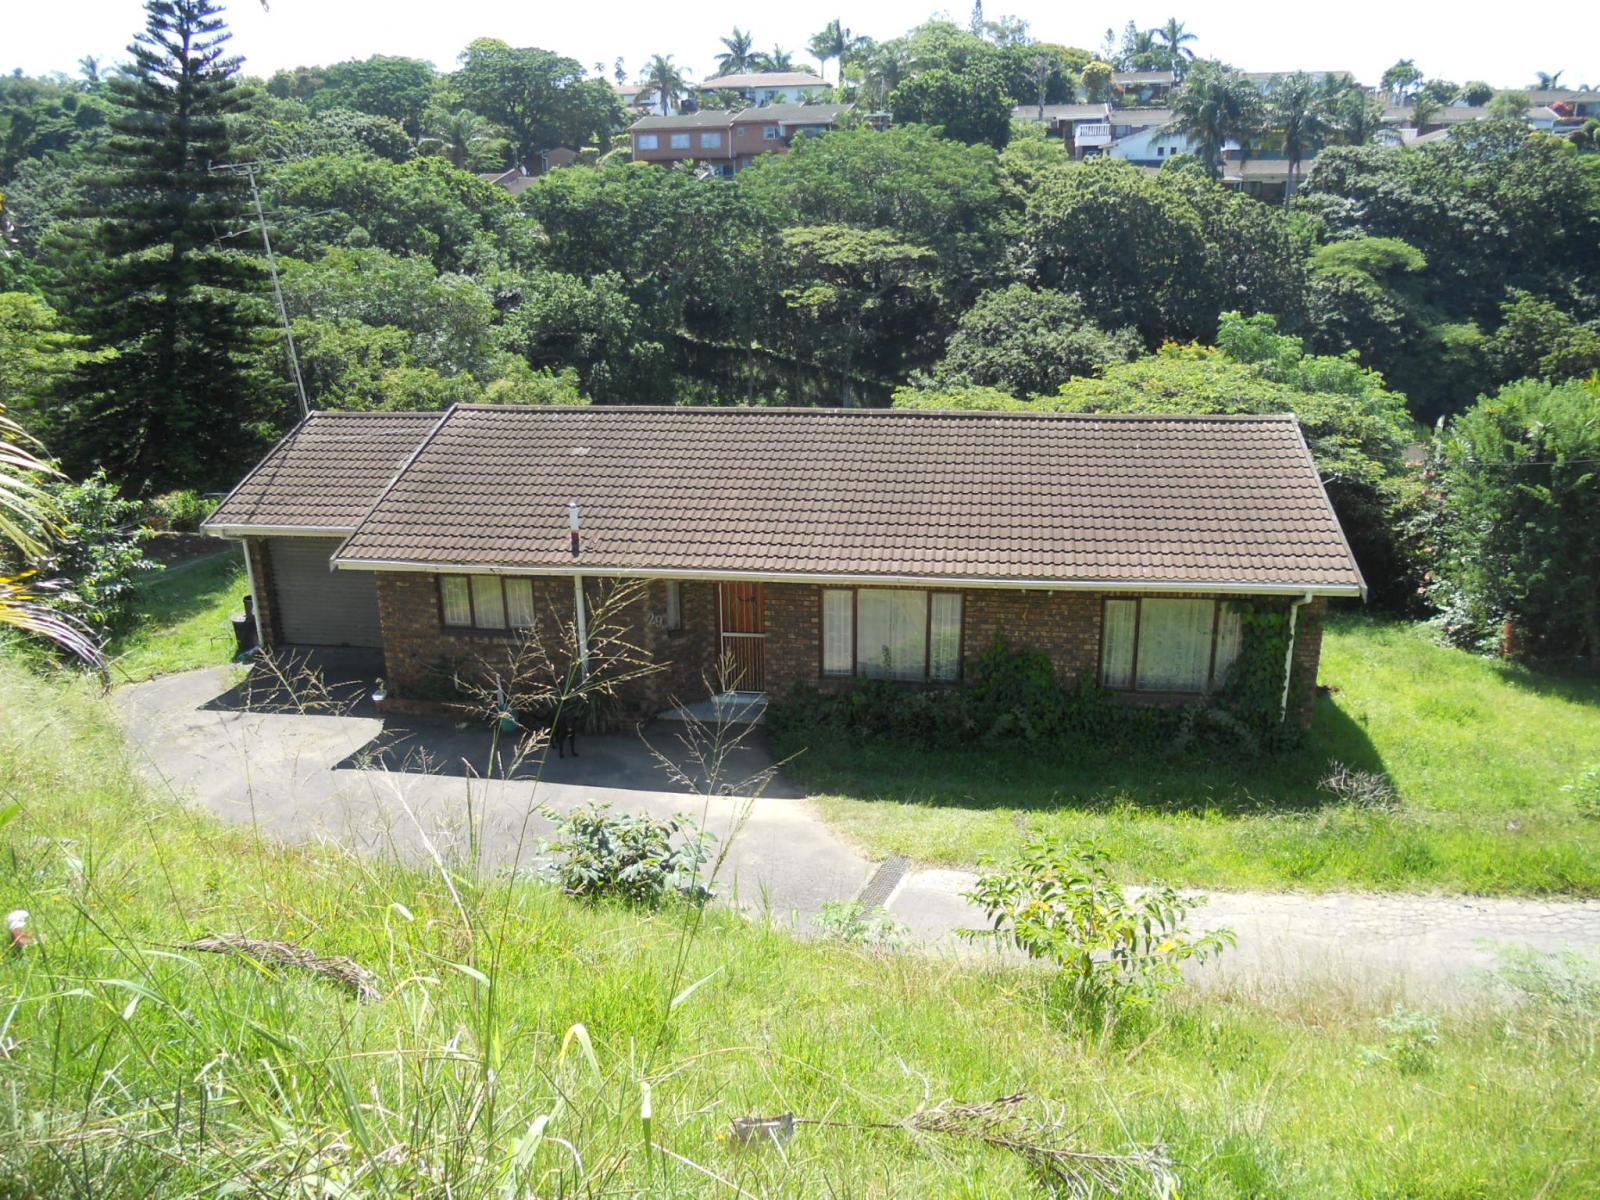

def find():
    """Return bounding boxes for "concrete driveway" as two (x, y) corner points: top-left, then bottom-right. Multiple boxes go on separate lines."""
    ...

(114, 657), (1600, 1002)
(113, 659), (873, 919)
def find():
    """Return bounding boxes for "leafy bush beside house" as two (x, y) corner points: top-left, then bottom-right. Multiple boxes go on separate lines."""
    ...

(33, 471), (154, 638)
(1426, 376), (1600, 663)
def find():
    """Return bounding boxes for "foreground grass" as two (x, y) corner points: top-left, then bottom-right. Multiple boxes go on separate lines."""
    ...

(108, 547), (245, 682)
(785, 614), (1600, 895)
(1, 657), (1597, 1197)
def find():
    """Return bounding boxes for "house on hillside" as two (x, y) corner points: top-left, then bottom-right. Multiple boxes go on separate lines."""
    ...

(699, 71), (830, 106)
(630, 104), (851, 174)
(1112, 70), (1177, 104)
(1011, 103), (1112, 157)
(203, 407), (1364, 729)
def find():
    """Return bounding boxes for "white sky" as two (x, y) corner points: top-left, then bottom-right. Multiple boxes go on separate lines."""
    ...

(7, 0), (1595, 91)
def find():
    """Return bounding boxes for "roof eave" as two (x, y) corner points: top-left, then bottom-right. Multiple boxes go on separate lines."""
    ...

(325, 557), (1365, 597)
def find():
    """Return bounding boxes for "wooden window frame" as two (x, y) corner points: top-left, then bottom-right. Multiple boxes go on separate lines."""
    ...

(1096, 596), (1239, 695)
(436, 574), (537, 634)
(817, 586), (965, 684)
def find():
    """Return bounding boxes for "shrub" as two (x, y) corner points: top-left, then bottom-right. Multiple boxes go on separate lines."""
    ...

(961, 836), (1232, 1024)
(1368, 1004), (1439, 1074)
(1564, 766), (1600, 820)
(814, 900), (908, 948)
(145, 489), (218, 532)
(34, 471), (155, 637)
(539, 803), (714, 906)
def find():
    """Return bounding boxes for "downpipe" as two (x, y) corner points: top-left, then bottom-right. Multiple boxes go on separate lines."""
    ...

(1280, 593), (1314, 723)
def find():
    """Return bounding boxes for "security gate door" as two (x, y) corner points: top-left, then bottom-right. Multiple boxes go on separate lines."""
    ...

(716, 581), (766, 692)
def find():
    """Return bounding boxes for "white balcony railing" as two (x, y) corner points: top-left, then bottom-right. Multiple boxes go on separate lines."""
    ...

(1074, 123), (1112, 144)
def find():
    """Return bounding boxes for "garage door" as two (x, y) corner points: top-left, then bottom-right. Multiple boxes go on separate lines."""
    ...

(266, 537), (384, 648)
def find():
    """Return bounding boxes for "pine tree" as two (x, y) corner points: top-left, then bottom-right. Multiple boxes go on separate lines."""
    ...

(60, 0), (273, 494)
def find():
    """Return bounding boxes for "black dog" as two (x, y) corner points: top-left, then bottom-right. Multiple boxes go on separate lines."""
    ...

(528, 704), (580, 759)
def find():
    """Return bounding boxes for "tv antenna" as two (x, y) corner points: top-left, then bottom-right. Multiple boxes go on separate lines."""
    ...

(209, 159), (309, 420)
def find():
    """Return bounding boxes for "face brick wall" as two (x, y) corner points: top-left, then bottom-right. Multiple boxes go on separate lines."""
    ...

(373, 572), (1330, 730)
(243, 537), (280, 647)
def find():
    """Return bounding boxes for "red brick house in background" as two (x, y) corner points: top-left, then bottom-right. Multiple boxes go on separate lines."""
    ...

(629, 105), (851, 174)
(203, 407), (1364, 727)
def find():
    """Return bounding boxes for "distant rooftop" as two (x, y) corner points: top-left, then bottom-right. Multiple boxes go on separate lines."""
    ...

(701, 71), (827, 90)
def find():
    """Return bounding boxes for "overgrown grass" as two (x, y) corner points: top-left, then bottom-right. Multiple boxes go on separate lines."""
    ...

(784, 613), (1600, 895)
(107, 546), (245, 682)
(2, 656), (1598, 1196)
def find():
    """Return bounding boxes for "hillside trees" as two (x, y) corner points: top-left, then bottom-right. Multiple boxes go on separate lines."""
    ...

(453, 40), (622, 163)
(1426, 377), (1600, 661)
(931, 283), (1140, 395)
(55, 0), (273, 493)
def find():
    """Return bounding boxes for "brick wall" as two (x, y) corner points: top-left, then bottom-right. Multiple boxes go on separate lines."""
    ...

(373, 572), (1330, 730)
(243, 537), (280, 647)
(375, 572), (721, 715)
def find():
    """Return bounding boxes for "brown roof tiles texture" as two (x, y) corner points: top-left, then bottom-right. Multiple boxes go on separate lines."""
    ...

(206, 411), (443, 532)
(330, 407), (1364, 593)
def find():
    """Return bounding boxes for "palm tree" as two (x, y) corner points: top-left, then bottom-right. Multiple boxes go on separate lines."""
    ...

(1380, 59), (1423, 103)
(1268, 72), (1334, 203)
(758, 46), (797, 72)
(419, 109), (490, 169)
(809, 19), (866, 85)
(1408, 93), (1442, 131)
(1152, 18), (1197, 79)
(857, 41), (910, 109)
(77, 55), (102, 84)
(641, 54), (688, 116)
(1331, 87), (1385, 145)
(715, 27), (758, 76)
(0, 406), (103, 670)
(1535, 70), (1564, 89)
(1170, 62), (1264, 179)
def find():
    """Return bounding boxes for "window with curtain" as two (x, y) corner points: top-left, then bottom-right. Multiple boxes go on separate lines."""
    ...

(1099, 597), (1245, 693)
(821, 589), (962, 682)
(438, 575), (537, 631)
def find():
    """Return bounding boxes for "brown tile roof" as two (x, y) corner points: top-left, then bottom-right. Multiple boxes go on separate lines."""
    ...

(732, 103), (850, 125)
(205, 411), (442, 533)
(329, 407), (1363, 594)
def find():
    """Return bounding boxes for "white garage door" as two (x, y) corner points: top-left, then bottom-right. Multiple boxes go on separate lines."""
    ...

(266, 537), (384, 648)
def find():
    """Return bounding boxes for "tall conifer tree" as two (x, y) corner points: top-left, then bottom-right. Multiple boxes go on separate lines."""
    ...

(62, 0), (272, 493)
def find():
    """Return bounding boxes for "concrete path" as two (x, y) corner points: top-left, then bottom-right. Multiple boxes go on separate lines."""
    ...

(114, 662), (1600, 1001)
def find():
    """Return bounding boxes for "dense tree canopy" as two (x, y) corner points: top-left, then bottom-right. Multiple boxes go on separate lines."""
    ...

(931, 284), (1141, 395)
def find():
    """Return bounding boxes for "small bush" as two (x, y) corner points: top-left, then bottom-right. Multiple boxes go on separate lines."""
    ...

(814, 899), (907, 948)
(1563, 765), (1600, 820)
(34, 471), (155, 637)
(1319, 761), (1402, 811)
(145, 489), (218, 532)
(1367, 1004), (1439, 1074)
(539, 802), (714, 906)
(1496, 946), (1600, 1013)
(961, 836), (1232, 1025)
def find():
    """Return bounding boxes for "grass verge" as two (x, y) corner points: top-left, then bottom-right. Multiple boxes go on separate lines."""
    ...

(108, 546), (245, 683)
(782, 614), (1600, 895)
(2, 655), (1598, 1196)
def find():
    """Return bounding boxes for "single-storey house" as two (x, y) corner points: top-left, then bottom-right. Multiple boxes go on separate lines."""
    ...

(203, 406), (1364, 726)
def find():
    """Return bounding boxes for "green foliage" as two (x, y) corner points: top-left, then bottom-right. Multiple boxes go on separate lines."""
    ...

(54, 0), (274, 493)
(497, 269), (667, 404)
(306, 55), (438, 135)
(1368, 1005), (1440, 1074)
(33, 470), (155, 637)
(0, 291), (107, 427)
(1311, 236), (1427, 278)
(144, 489), (217, 533)
(962, 836), (1232, 1023)
(1169, 62), (1266, 178)
(813, 900), (907, 947)
(1427, 377), (1600, 661)
(266, 153), (538, 272)
(539, 802), (714, 905)
(1488, 290), (1600, 383)
(931, 283), (1141, 395)
(1563, 766), (1600, 820)
(452, 39), (624, 163)
(889, 61), (1013, 149)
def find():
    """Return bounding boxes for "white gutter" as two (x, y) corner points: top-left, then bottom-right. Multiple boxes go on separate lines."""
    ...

(573, 575), (589, 680)
(1280, 592), (1315, 722)
(203, 524), (357, 538)
(325, 559), (1364, 598)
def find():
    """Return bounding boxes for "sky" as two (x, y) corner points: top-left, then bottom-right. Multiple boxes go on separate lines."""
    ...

(7, 0), (1596, 91)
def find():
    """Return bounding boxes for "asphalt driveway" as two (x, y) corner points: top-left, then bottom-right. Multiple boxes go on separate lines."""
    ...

(114, 656), (1600, 1002)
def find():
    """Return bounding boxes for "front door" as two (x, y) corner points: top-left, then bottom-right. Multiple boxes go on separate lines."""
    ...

(717, 581), (766, 692)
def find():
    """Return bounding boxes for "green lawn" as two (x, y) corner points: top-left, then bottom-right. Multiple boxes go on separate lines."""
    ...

(2, 655), (1598, 1197)
(107, 545), (247, 682)
(781, 614), (1600, 896)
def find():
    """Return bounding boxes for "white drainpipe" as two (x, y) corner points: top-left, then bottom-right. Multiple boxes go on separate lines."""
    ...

(240, 537), (263, 648)
(1280, 592), (1315, 722)
(569, 502), (589, 679)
